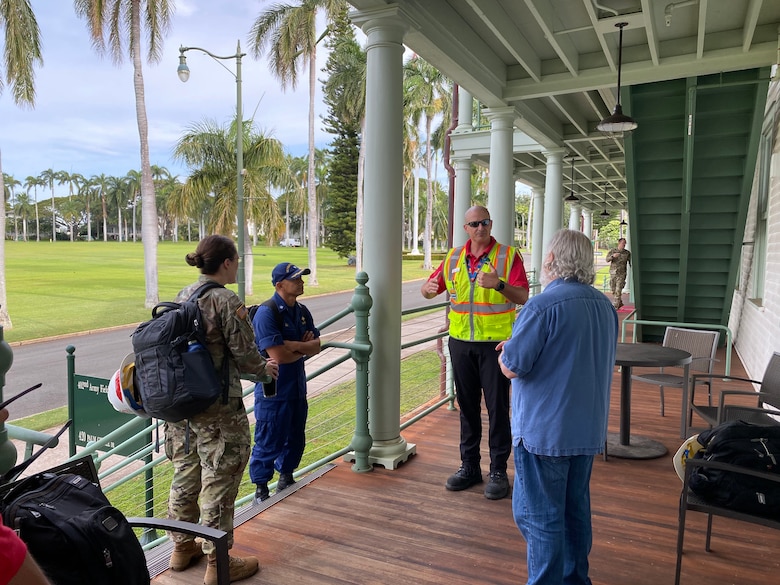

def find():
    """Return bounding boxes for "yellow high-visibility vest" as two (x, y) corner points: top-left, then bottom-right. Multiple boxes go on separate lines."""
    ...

(444, 243), (517, 341)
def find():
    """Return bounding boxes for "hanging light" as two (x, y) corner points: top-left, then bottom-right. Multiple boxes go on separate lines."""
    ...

(600, 185), (611, 218)
(564, 157), (579, 202)
(597, 22), (638, 134)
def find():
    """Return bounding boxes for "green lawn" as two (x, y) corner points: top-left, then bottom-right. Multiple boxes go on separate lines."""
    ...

(3, 241), (433, 343)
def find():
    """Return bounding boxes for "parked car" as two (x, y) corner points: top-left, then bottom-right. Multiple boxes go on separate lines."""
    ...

(279, 238), (301, 247)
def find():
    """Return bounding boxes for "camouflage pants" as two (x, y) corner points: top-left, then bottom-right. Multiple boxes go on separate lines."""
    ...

(610, 271), (627, 305)
(165, 397), (250, 554)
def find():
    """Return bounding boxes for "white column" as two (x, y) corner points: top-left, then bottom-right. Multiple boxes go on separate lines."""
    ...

(542, 149), (566, 255)
(452, 157), (472, 247)
(582, 209), (593, 243)
(531, 187), (545, 283)
(568, 203), (581, 231)
(351, 7), (414, 466)
(456, 88), (473, 132)
(483, 106), (516, 245)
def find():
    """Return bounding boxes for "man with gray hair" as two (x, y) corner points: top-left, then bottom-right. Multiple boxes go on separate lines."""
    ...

(498, 229), (617, 585)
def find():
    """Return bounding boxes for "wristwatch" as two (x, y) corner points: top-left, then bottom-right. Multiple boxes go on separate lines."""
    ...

(495, 279), (506, 292)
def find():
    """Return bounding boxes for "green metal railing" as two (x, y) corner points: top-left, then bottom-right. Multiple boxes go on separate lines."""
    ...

(52, 272), (451, 551)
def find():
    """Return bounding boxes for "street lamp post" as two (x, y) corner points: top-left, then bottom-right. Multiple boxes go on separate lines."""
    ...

(177, 41), (246, 302)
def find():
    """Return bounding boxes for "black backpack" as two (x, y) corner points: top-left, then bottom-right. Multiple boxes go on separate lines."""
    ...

(0, 423), (149, 585)
(132, 282), (227, 422)
(689, 420), (780, 518)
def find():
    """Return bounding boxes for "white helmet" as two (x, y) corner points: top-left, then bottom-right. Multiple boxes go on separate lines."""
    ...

(107, 353), (149, 417)
(673, 434), (704, 482)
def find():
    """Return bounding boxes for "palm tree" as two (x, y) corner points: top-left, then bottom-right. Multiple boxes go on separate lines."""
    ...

(74, 0), (173, 308)
(55, 171), (85, 241)
(173, 117), (288, 296)
(107, 175), (128, 241)
(3, 174), (21, 240)
(249, 0), (347, 287)
(90, 174), (110, 241)
(38, 168), (58, 241)
(283, 155), (310, 244)
(14, 193), (34, 241)
(125, 169), (142, 242)
(403, 56), (451, 270)
(0, 0), (42, 106)
(24, 175), (44, 241)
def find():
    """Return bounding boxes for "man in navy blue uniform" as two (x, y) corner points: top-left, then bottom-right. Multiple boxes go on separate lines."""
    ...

(250, 263), (321, 502)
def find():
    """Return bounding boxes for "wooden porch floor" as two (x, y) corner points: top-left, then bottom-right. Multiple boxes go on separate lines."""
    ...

(153, 343), (780, 585)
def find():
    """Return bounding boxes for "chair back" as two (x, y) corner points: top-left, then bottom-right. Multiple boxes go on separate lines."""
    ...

(662, 327), (719, 375)
(760, 352), (780, 410)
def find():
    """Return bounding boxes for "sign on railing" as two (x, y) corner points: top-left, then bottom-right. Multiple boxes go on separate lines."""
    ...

(71, 374), (144, 456)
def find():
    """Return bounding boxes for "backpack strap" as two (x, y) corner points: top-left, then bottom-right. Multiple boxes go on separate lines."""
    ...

(189, 281), (229, 406)
(261, 298), (284, 331)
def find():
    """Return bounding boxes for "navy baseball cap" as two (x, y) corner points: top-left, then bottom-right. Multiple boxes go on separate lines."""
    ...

(272, 263), (311, 285)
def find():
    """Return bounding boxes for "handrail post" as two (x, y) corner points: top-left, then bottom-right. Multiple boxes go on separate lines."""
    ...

(66, 345), (76, 457)
(349, 272), (373, 472)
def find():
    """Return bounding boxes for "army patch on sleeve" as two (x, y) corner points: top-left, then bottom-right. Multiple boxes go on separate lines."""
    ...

(236, 305), (248, 320)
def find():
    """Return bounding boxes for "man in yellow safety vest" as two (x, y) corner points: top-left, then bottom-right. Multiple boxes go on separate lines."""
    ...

(421, 205), (529, 499)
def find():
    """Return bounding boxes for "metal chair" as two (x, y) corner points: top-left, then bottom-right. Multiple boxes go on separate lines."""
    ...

(674, 457), (780, 585)
(631, 327), (720, 417)
(689, 351), (780, 429)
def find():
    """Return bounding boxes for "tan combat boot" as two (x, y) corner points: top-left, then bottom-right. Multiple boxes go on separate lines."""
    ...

(169, 539), (204, 571)
(203, 553), (259, 585)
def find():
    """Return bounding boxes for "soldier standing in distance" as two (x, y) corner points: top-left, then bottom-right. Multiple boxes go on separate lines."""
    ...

(606, 237), (631, 309)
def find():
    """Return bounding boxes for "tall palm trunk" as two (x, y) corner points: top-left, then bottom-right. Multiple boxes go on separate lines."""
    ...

(423, 115), (434, 270)
(129, 3), (159, 307)
(34, 193), (39, 242)
(307, 50), (318, 285)
(101, 190), (108, 242)
(0, 152), (11, 329)
(50, 183), (55, 242)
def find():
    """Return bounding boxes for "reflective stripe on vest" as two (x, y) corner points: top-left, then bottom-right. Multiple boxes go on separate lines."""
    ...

(443, 243), (517, 341)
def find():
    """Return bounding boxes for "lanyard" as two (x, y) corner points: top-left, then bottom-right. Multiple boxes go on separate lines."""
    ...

(467, 254), (490, 282)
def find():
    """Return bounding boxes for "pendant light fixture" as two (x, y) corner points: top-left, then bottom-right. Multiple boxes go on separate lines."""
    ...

(600, 184), (611, 218)
(597, 22), (638, 134)
(564, 157), (579, 202)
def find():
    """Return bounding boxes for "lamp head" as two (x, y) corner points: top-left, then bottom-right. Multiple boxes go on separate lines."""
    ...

(177, 53), (190, 82)
(597, 104), (638, 133)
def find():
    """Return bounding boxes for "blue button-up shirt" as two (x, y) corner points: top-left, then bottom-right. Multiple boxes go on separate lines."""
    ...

(252, 292), (319, 400)
(500, 278), (618, 456)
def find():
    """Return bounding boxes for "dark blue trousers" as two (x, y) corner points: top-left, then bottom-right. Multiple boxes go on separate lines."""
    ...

(249, 396), (308, 484)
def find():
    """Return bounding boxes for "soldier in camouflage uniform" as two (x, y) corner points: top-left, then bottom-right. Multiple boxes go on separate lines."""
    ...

(606, 238), (631, 309)
(166, 235), (278, 585)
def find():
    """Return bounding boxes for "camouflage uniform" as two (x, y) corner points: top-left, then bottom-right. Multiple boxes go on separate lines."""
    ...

(165, 276), (269, 555)
(606, 246), (631, 308)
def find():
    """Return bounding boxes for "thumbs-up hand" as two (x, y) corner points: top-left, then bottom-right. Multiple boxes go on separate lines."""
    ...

(477, 261), (500, 290)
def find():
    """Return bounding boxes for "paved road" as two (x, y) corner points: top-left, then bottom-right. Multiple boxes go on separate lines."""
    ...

(4, 278), (439, 419)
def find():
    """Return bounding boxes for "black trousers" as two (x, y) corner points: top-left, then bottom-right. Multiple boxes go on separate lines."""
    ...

(448, 337), (511, 474)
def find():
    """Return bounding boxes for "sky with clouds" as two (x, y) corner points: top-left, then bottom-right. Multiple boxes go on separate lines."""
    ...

(0, 0), (332, 194)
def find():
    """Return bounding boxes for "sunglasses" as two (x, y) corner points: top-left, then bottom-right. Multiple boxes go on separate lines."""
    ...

(466, 219), (492, 228)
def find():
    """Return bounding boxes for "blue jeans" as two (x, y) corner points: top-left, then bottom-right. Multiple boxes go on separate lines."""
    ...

(513, 442), (594, 585)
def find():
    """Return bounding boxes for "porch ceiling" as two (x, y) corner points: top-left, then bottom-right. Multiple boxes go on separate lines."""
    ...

(347, 0), (780, 211)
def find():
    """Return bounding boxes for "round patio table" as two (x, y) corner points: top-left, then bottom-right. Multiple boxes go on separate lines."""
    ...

(606, 343), (692, 459)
